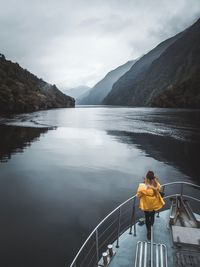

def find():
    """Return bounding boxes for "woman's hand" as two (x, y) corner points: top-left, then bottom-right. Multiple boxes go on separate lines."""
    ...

(147, 184), (159, 195)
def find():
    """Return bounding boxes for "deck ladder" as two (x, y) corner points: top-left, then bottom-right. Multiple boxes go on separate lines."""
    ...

(134, 227), (168, 267)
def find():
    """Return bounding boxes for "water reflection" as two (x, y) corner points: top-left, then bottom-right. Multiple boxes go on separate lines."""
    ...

(0, 125), (184, 267)
(0, 107), (200, 266)
(107, 130), (200, 184)
(3, 108), (200, 143)
(0, 125), (50, 162)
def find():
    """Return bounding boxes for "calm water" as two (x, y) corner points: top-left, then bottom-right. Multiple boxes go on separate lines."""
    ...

(0, 106), (200, 267)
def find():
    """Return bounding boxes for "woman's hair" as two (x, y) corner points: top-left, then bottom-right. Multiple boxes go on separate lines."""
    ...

(146, 171), (158, 187)
(146, 171), (155, 180)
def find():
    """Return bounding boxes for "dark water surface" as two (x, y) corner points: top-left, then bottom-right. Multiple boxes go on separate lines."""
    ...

(0, 106), (200, 267)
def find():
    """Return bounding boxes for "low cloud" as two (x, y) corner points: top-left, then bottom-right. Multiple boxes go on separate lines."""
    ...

(0, 0), (199, 89)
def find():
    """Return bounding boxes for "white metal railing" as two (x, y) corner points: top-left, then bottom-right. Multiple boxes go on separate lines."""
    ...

(69, 181), (200, 267)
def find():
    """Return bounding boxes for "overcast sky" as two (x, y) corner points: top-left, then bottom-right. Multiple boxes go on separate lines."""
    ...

(0, 0), (200, 90)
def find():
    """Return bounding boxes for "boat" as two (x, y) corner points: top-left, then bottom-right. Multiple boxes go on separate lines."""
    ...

(69, 181), (200, 267)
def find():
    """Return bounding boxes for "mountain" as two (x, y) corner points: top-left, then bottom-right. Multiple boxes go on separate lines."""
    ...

(150, 19), (200, 108)
(103, 25), (186, 106)
(63, 85), (91, 99)
(78, 60), (136, 105)
(152, 75), (200, 108)
(0, 54), (75, 114)
(76, 88), (92, 104)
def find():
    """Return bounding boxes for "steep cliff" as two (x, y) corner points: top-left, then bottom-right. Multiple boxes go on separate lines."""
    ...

(103, 21), (193, 106)
(0, 54), (75, 114)
(78, 60), (136, 105)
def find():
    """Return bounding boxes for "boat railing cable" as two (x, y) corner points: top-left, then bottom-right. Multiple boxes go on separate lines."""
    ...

(69, 194), (137, 267)
(69, 181), (200, 267)
(151, 225), (153, 267)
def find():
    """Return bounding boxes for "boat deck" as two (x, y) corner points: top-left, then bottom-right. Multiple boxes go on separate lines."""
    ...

(70, 183), (200, 267)
(109, 210), (175, 267)
(108, 209), (200, 267)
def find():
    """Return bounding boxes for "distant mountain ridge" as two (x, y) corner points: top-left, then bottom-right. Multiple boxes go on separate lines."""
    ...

(78, 60), (136, 105)
(103, 18), (200, 108)
(63, 85), (91, 99)
(0, 54), (75, 114)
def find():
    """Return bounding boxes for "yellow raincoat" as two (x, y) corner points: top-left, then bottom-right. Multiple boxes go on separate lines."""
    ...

(137, 182), (165, 211)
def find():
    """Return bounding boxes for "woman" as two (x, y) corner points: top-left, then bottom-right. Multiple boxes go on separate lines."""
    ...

(137, 171), (165, 240)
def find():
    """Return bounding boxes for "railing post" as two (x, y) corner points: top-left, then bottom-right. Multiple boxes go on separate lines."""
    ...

(133, 197), (136, 236)
(116, 207), (121, 248)
(129, 197), (136, 236)
(96, 229), (99, 266)
(151, 226), (153, 267)
(180, 183), (183, 196)
(157, 186), (165, 218)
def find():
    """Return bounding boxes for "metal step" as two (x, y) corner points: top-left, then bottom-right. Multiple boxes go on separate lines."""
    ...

(134, 241), (168, 267)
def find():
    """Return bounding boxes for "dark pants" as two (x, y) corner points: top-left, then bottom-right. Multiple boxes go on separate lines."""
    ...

(144, 211), (155, 230)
